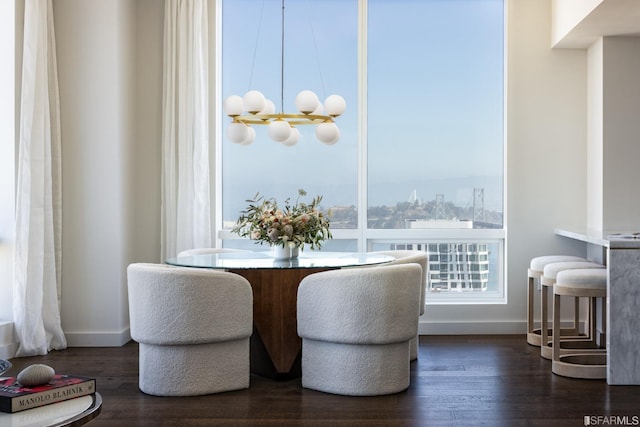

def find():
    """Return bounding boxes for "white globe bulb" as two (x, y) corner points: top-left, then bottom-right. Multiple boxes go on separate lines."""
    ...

(311, 102), (324, 115)
(240, 126), (256, 145)
(268, 120), (292, 142)
(223, 95), (244, 116)
(243, 90), (266, 114)
(321, 128), (340, 145)
(324, 94), (346, 117)
(281, 127), (300, 146)
(259, 99), (276, 115)
(316, 122), (340, 145)
(227, 122), (249, 144)
(295, 90), (320, 114)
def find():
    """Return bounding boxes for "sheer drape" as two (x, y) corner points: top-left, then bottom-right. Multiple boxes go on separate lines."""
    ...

(161, 0), (212, 259)
(13, 0), (66, 357)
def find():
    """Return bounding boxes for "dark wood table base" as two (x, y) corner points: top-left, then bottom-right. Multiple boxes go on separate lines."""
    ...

(229, 267), (336, 380)
(250, 331), (302, 380)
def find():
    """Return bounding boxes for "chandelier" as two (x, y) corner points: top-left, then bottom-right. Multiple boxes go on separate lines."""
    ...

(223, 0), (346, 146)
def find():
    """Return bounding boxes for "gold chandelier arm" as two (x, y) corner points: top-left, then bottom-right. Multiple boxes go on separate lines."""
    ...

(233, 113), (334, 126)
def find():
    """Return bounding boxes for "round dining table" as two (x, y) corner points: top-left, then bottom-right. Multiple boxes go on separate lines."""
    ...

(166, 250), (393, 379)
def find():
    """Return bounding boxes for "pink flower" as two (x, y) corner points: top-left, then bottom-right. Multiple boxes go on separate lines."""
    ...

(268, 228), (280, 241)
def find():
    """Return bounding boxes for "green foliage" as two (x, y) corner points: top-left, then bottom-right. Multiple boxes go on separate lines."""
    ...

(231, 189), (332, 250)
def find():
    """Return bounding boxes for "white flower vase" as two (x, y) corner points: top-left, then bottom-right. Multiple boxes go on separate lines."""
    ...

(273, 245), (299, 260)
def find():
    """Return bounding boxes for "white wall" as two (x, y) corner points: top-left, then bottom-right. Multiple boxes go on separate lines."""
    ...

(587, 39), (604, 232)
(551, 0), (603, 47)
(586, 36), (640, 234)
(53, 0), (138, 346)
(133, 0), (163, 263)
(49, 0), (163, 346)
(602, 37), (640, 231)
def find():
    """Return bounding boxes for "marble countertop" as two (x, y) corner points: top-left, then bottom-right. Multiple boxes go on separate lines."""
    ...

(555, 228), (640, 249)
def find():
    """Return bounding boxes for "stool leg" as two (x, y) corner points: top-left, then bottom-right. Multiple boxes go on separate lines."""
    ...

(540, 284), (550, 354)
(590, 296), (597, 346)
(553, 293), (561, 363)
(572, 296), (580, 336)
(527, 276), (535, 336)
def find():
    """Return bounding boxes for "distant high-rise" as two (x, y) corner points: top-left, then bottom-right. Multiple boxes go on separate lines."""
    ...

(397, 219), (490, 292)
(426, 242), (489, 292)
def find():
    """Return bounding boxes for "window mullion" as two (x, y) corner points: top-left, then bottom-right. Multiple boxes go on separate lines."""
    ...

(357, 0), (368, 251)
(214, 0), (223, 247)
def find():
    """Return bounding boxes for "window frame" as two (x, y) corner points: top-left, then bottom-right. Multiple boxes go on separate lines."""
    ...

(0, 0), (16, 320)
(215, 0), (507, 305)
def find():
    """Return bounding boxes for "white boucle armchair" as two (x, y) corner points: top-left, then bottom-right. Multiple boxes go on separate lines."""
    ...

(297, 263), (422, 396)
(371, 250), (428, 360)
(127, 263), (253, 396)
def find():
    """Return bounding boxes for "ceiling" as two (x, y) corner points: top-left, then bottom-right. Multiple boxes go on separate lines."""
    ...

(554, 0), (640, 48)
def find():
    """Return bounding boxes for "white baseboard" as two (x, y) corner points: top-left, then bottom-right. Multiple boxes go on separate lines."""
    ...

(0, 342), (17, 360)
(0, 321), (16, 359)
(64, 328), (131, 347)
(419, 320), (526, 335)
(4, 320), (592, 349)
(0, 323), (131, 357)
(418, 320), (587, 336)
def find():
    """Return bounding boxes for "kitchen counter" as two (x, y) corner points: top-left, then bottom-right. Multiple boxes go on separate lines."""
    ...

(555, 227), (640, 249)
(556, 228), (640, 385)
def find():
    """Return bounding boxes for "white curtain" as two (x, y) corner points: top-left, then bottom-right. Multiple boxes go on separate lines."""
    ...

(161, 0), (212, 259)
(13, 0), (66, 357)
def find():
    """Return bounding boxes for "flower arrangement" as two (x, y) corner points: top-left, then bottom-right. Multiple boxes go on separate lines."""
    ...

(232, 189), (332, 250)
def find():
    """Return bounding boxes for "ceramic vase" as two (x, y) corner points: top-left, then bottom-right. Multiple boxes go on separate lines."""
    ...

(273, 245), (299, 260)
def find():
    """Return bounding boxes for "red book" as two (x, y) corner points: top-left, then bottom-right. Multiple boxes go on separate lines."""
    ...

(0, 374), (96, 413)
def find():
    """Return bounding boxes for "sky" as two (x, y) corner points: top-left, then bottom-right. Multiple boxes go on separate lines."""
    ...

(221, 0), (504, 219)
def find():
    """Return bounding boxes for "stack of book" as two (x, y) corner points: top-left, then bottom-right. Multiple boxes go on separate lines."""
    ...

(0, 374), (96, 414)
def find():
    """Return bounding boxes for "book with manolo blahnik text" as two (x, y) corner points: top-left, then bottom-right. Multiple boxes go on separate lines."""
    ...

(0, 374), (96, 413)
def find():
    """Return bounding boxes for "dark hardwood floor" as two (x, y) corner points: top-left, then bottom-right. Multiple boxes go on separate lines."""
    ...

(6, 335), (640, 426)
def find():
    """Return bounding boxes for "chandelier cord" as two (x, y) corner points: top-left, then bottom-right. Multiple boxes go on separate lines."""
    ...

(247, 0), (266, 92)
(306, 0), (327, 100)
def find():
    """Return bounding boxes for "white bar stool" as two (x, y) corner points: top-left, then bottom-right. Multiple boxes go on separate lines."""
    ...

(539, 261), (605, 359)
(527, 256), (586, 346)
(552, 268), (607, 379)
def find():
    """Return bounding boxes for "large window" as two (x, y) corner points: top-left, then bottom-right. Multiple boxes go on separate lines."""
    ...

(0, 0), (16, 320)
(220, 0), (358, 233)
(218, 0), (505, 303)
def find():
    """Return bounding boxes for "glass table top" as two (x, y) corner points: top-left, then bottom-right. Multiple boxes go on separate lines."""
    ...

(166, 250), (394, 270)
